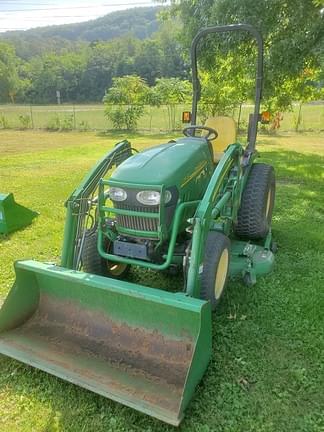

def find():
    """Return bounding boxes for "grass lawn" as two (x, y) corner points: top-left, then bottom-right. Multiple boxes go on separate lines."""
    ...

(0, 130), (323, 432)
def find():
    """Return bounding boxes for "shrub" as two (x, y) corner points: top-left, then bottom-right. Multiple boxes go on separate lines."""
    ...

(18, 114), (31, 129)
(103, 76), (148, 131)
(46, 115), (61, 131)
(0, 114), (10, 129)
(78, 120), (90, 132)
(46, 114), (73, 131)
(60, 114), (74, 131)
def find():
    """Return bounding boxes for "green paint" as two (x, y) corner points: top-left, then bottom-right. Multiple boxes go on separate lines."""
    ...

(0, 193), (38, 234)
(0, 260), (212, 426)
(0, 26), (277, 427)
(61, 140), (132, 268)
(229, 240), (275, 279)
(0, 135), (275, 427)
(110, 137), (213, 190)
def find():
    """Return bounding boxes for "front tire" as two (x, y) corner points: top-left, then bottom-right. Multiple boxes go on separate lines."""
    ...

(200, 232), (231, 311)
(82, 230), (130, 279)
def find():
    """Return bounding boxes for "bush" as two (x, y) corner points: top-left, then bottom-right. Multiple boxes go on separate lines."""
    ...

(60, 114), (74, 131)
(78, 120), (90, 132)
(0, 114), (10, 129)
(46, 114), (73, 131)
(104, 105), (145, 131)
(105, 107), (124, 129)
(103, 75), (148, 131)
(46, 115), (61, 131)
(18, 114), (31, 129)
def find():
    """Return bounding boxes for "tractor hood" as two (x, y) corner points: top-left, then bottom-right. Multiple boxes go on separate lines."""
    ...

(109, 137), (212, 188)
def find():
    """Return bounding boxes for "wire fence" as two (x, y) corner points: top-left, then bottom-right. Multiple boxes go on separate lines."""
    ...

(0, 102), (323, 133)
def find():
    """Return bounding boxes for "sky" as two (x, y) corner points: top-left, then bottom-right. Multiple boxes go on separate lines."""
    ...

(0, 0), (165, 32)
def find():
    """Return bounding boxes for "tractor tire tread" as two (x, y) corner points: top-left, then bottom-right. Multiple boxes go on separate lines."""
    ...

(200, 231), (230, 311)
(82, 230), (105, 276)
(235, 163), (275, 239)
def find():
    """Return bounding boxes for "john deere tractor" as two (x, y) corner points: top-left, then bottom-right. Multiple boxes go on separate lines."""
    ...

(0, 24), (275, 426)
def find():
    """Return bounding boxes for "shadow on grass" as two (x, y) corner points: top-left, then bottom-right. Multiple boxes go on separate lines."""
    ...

(259, 149), (324, 251)
(0, 226), (30, 244)
(261, 148), (324, 182)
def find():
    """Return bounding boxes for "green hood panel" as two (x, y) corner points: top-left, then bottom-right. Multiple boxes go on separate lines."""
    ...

(110, 137), (213, 188)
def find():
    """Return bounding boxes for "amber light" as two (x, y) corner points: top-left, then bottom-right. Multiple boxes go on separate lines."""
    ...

(182, 111), (192, 123)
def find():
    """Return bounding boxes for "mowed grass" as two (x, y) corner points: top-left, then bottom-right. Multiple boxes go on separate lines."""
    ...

(0, 130), (323, 432)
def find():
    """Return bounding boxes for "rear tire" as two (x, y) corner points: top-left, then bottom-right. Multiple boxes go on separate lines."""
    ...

(82, 230), (130, 279)
(235, 163), (275, 239)
(200, 232), (230, 311)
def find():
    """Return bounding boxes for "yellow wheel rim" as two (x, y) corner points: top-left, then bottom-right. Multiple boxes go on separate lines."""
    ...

(266, 189), (272, 219)
(107, 262), (128, 277)
(214, 249), (229, 300)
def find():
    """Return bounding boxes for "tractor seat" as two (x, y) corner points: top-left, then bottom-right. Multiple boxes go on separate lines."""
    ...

(205, 117), (237, 163)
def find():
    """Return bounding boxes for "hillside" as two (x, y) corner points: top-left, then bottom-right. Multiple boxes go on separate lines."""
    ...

(0, 6), (163, 59)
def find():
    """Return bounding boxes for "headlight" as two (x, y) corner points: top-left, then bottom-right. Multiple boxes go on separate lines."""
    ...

(136, 190), (172, 206)
(137, 190), (160, 206)
(109, 187), (127, 202)
(164, 190), (172, 204)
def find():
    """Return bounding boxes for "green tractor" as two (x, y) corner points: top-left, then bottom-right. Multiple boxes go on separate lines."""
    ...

(0, 24), (275, 426)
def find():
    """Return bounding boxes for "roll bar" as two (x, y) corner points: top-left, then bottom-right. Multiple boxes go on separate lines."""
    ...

(190, 24), (263, 151)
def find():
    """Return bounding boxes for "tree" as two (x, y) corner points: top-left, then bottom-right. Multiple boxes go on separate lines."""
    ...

(103, 75), (149, 130)
(167, 0), (324, 112)
(133, 39), (163, 85)
(23, 51), (87, 103)
(155, 20), (190, 80)
(153, 78), (191, 130)
(0, 42), (21, 103)
(289, 67), (324, 131)
(198, 53), (253, 122)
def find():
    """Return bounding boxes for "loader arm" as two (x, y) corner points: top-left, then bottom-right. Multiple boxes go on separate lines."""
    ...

(61, 140), (133, 270)
(186, 143), (244, 298)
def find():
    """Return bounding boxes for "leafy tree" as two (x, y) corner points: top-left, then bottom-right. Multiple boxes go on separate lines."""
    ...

(133, 40), (163, 85)
(155, 20), (190, 80)
(0, 12), (191, 104)
(153, 78), (191, 130)
(0, 42), (21, 102)
(167, 0), (324, 111)
(103, 75), (149, 130)
(259, 65), (324, 131)
(79, 40), (131, 102)
(198, 53), (253, 122)
(24, 51), (87, 103)
(289, 67), (323, 131)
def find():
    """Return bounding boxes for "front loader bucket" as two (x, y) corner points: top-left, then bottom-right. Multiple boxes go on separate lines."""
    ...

(0, 193), (38, 234)
(0, 261), (212, 426)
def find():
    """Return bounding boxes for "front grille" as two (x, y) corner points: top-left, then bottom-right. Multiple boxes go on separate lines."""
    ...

(115, 203), (159, 232)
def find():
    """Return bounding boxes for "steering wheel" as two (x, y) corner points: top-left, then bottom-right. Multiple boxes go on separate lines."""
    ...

(183, 125), (218, 141)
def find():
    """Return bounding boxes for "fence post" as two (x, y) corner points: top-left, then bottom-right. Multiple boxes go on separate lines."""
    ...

(73, 104), (76, 130)
(30, 105), (34, 129)
(149, 105), (152, 132)
(237, 103), (242, 131)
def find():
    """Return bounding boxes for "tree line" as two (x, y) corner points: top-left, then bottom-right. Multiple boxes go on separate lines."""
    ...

(0, 0), (323, 129)
(0, 22), (188, 105)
